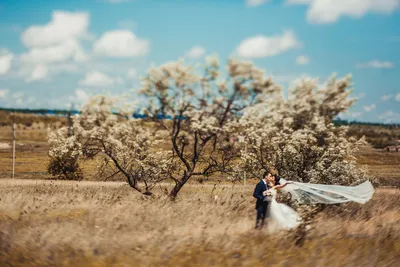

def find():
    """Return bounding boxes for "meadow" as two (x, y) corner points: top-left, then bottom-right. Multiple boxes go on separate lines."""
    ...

(0, 115), (399, 266)
(0, 179), (399, 266)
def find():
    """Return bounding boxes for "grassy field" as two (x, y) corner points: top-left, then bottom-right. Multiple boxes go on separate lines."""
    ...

(0, 117), (399, 266)
(0, 179), (399, 266)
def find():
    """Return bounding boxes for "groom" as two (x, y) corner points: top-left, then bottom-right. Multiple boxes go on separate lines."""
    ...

(253, 171), (281, 229)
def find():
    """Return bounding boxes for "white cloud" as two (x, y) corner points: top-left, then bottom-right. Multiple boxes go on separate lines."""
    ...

(296, 55), (310, 65)
(21, 11), (89, 48)
(16, 98), (24, 105)
(93, 30), (149, 57)
(236, 30), (300, 58)
(185, 46), (206, 59)
(286, 0), (400, 24)
(378, 110), (400, 123)
(0, 50), (13, 75)
(363, 104), (376, 112)
(396, 93), (400, 102)
(25, 65), (48, 82)
(356, 60), (394, 69)
(26, 96), (36, 104)
(75, 89), (89, 102)
(344, 111), (363, 118)
(51, 63), (80, 74)
(20, 39), (87, 64)
(79, 71), (115, 86)
(379, 111), (394, 118)
(12, 92), (24, 106)
(381, 94), (393, 102)
(246, 0), (269, 7)
(18, 10), (89, 83)
(0, 89), (9, 99)
(70, 88), (91, 105)
(116, 76), (125, 85)
(127, 68), (137, 79)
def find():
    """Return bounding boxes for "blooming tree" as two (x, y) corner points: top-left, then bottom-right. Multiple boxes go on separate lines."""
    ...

(230, 74), (374, 244)
(48, 95), (174, 195)
(48, 55), (373, 204)
(139, 57), (280, 199)
(235, 74), (372, 186)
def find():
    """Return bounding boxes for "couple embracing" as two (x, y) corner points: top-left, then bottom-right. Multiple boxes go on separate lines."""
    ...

(252, 169), (375, 232)
(253, 170), (294, 230)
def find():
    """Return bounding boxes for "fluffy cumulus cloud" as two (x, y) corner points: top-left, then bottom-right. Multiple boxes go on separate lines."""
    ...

(236, 30), (300, 58)
(356, 60), (394, 69)
(0, 50), (13, 75)
(21, 11), (89, 48)
(79, 71), (116, 87)
(381, 94), (393, 102)
(93, 30), (149, 57)
(296, 55), (310, 65)
(25, 65), (49, 83)
(11, 92), (24, 106)
(378, 110), (400, 123)
(396, 93), (400, 102)
(246, 0), (269, 7)
(127, 68), (138, 79)
(185, 46), (206, 59)
(342, 111), (363, 119)
(18, 11), (90, 82)
(363, 104), (376, 112)
(0, 89), (9, 99)
(20, 39), (87, 64)
(286, 0), (400, 24)
(70, 88), (91, 105)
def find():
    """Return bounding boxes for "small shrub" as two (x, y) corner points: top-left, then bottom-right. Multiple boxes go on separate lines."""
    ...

(47, 156), (83, 181)
(47, 128), (83, 180)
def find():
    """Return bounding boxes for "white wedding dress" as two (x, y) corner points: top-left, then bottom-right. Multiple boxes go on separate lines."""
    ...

(266, 188), (302, 233)
(265, 180), (375, 233)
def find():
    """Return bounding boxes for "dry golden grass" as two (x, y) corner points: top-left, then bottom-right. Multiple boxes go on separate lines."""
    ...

(355, 145), (400, 186)
(0, 116), (399, 266)
(0, 179), (399, 266)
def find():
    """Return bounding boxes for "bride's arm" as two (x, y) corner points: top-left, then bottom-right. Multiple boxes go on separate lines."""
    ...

(273, 182), (293, 190)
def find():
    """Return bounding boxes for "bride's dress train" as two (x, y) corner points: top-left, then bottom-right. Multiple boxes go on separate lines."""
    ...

(266, 180), (375, 232)
(267, 188), (302, 232)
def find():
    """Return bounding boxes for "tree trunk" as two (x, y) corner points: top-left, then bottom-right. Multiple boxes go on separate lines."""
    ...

(169, 173), (191, 200)
(169, 182), (183, 200)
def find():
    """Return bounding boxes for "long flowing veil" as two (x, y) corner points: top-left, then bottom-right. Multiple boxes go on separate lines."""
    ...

(279, 178), (375, 205)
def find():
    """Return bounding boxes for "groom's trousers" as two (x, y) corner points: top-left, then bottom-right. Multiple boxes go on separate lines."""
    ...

(256, 201), (269, 229)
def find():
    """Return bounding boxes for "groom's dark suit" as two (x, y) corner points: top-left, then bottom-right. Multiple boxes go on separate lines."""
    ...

(253, 176), (281, 229)
(253, 180), (268, 229)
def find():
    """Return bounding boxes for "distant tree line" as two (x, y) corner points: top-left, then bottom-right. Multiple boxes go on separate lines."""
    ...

(333, 118), (400, 128)
(1, 107), (399, 128)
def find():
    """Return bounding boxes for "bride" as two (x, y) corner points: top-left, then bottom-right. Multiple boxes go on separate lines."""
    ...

(263, 176), (375, 233)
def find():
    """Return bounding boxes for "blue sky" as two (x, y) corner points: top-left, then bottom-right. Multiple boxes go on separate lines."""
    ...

(0, 0), (399, 123)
